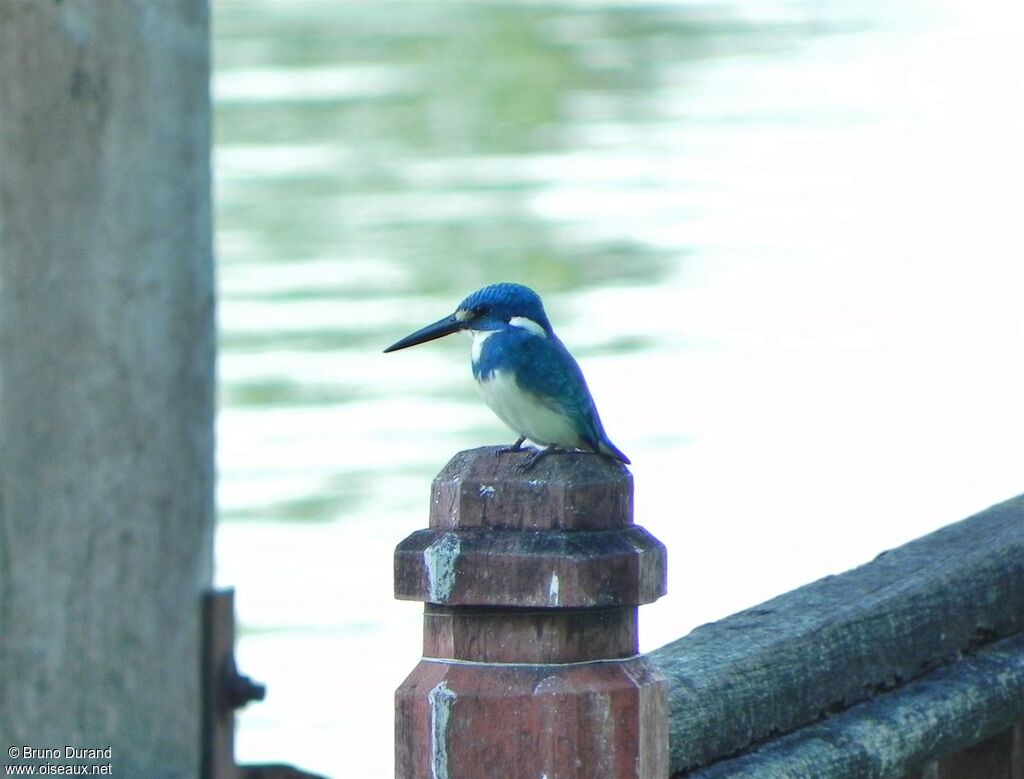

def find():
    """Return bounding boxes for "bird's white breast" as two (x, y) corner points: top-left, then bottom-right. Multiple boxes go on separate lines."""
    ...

(476, 369), (581, 449)
(468, 322), (577, 448)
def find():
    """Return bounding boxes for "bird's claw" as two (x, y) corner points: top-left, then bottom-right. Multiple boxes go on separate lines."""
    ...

(495, 436), (527, 456)
(513, 445), (560, 472)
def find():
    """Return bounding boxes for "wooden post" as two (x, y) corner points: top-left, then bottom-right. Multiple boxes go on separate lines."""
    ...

(0, 2), (214, 776)
(394, 447), (669, 779)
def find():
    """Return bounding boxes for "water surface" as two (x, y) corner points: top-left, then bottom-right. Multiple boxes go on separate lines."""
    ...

(212, 3), (1023, 775)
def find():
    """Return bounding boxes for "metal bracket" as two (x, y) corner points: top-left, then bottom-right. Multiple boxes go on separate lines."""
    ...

(202, 588), (326, 779)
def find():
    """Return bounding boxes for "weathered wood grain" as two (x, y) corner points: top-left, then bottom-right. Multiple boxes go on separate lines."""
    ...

(650, 494), (1024, 775)
(684, 633), (1024, 778)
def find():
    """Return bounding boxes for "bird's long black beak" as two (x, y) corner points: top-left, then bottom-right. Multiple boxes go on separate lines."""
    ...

(383, 313), (464, 353)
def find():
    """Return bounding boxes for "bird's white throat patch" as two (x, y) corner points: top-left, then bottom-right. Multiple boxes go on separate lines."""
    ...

(469, 328), (495, 363)
(468, 318), (545, 363)
(509, 316), (546, 337)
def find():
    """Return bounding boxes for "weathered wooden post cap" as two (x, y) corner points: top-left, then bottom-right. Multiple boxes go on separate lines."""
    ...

(428, 445), (634, 530)
(395, 446), (669, 779)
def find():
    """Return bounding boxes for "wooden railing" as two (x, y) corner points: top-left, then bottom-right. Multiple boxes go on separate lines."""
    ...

(393, 449), (1023, 779)
(651, 493), (1024, 778)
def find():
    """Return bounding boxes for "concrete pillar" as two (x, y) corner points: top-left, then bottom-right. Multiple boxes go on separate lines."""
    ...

(395, 448), (669, 778)
(0, 2), (214, 777)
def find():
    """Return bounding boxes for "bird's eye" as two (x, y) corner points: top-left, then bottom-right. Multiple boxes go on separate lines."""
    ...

(473, 304), (491, 317)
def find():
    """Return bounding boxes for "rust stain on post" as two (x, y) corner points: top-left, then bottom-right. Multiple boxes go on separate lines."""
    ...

(395, 447), (669, 778)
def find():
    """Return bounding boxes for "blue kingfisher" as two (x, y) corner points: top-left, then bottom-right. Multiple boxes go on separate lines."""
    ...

(384, 283), (629, 469)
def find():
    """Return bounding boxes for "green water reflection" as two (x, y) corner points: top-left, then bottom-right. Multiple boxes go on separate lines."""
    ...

(214, 3), (792, 310)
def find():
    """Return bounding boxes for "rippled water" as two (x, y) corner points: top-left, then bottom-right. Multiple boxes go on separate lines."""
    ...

(212, 2), (1022, 776)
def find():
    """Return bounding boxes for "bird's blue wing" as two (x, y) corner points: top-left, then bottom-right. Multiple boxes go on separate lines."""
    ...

(511, 333), (608, 452)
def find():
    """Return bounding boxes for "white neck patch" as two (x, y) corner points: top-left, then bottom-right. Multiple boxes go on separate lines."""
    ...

(508, 316), (547, 337)
(469, 329), (496, 363)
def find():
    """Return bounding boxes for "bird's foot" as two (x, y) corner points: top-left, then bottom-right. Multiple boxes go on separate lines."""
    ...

(515, 444), (563, 472)
(495, 436), (527, 455)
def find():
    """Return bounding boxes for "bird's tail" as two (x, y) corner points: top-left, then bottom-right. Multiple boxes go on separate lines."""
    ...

(598, 438), (631, 465)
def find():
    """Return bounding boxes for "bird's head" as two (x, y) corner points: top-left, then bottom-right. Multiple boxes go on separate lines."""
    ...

(383, 283), (553, 353)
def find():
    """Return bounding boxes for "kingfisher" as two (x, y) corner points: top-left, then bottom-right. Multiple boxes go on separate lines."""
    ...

(384, 283), (629, 469)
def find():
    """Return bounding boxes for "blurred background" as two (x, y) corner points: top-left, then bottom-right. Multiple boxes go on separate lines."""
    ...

(211, 1), (1022, 776)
